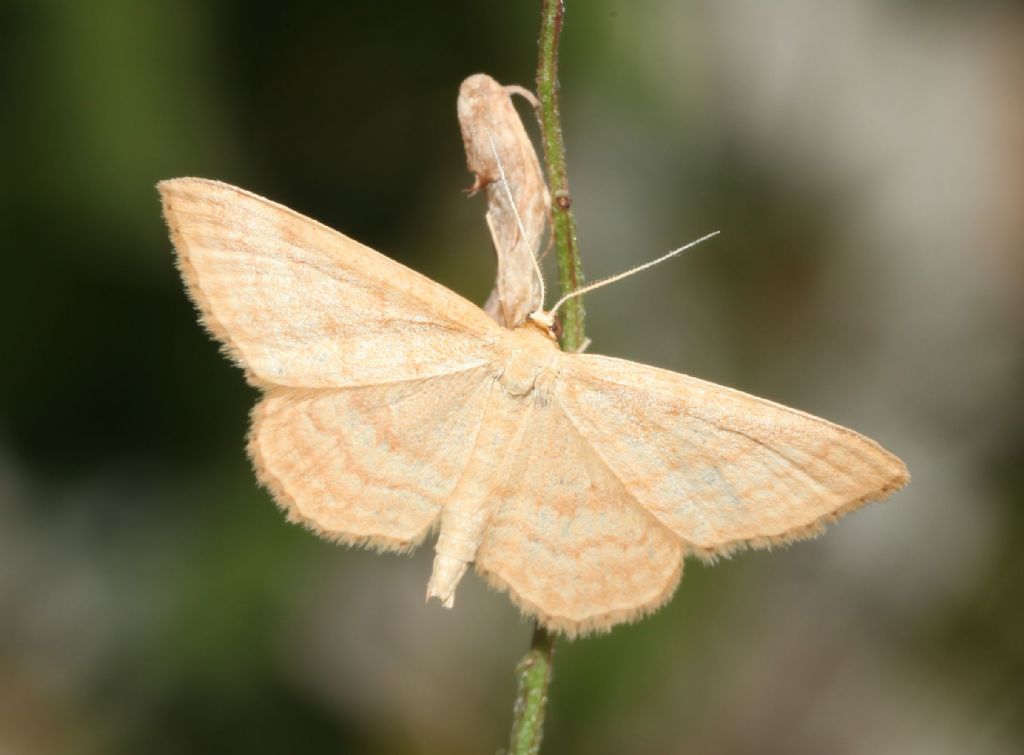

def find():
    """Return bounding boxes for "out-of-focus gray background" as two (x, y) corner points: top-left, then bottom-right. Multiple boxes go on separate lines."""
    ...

(3, 1), (1022, 753)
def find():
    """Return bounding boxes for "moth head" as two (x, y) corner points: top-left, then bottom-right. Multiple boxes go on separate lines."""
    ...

(526, 309), (562, 342)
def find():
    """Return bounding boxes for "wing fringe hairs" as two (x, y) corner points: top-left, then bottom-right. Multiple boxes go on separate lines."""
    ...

(476, 554), (685, 638)
(166, 187), (263, 388)
(160, 177), (909, 637)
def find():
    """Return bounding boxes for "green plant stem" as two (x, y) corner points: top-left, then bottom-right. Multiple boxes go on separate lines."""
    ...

(506, 3), (581, 753)
(505, 2), (585, 749)
(508, 624), (556, 755)
(537, 0), (585, 352)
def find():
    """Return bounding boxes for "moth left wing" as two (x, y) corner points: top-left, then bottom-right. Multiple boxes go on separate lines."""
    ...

(474, 393), (684, 636)
(553, 353), (909, 557)
(160, 178), (501, 388)
(250, 367), (496, 551)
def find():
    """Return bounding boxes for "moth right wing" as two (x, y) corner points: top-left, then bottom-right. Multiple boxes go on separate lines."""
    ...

(553, 353), (909, 557)
(249, 367), (496, 551)
(159, 178), (501, 388)
(474, 390), (684, 637)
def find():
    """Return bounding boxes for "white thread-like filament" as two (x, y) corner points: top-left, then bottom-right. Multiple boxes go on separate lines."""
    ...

(548, 231), (720, 316)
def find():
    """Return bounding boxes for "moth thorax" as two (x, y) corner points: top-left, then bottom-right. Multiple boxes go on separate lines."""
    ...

(498, 326), (558, 396)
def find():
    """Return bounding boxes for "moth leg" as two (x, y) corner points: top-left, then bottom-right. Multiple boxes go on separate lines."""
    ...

(572, 337), (592, 354)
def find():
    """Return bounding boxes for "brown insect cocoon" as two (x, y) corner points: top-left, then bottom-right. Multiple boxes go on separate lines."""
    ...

(458, 73), (550, 329)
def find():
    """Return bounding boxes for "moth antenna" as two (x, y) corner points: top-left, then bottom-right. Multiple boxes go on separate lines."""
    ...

(484, 127), (547, 308)
(548, 231), (720, 316)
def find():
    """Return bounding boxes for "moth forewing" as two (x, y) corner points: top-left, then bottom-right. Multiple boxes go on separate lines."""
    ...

(552, 353), (910, 558)
(158, 178), (501, 389)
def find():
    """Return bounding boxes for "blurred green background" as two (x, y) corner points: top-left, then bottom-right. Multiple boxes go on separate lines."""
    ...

(3, 1), (1023, 753)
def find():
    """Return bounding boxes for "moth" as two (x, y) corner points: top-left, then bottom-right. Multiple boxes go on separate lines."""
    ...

(160, 178), (909, 636)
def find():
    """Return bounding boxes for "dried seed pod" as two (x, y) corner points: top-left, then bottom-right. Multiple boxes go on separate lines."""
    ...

(458, 73), (550, 329)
